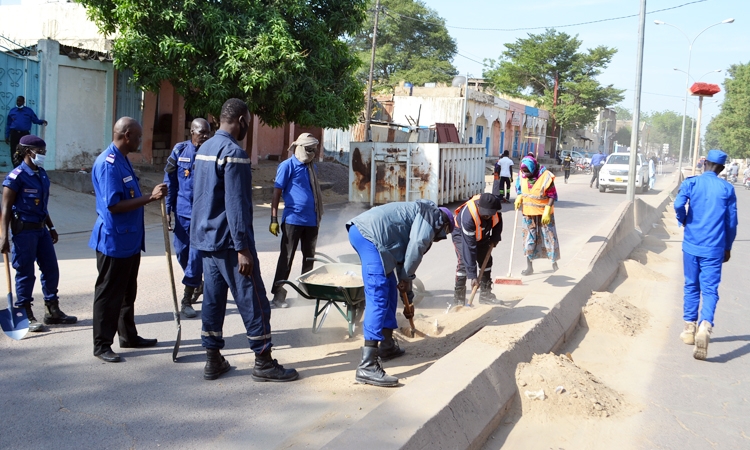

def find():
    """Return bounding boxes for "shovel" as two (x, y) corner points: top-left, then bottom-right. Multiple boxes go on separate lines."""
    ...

(160, 199), (181, 362)
(467, 243), (495, 307)
(0, 253), (28, 340)
(400, 290), (417, 338)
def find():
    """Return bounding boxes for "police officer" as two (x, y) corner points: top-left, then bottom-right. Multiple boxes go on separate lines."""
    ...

(1, 135), (76, 332)
(452, 193), (504, 307)
(191, 98), (298, 382)
(164, 118), (210, 318)
(4, 96), (47, 167)
(90, 117), (167, 363)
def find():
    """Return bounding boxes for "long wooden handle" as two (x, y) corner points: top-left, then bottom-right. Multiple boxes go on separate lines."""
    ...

(3, 252), (11, 294)
(468, 245), (494, 306)
(507, 207), (520, 277)
(160, 199), (180, 316)
(400, 290), (416, 331)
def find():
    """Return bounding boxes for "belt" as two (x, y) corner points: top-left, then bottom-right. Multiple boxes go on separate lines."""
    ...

(22, 222), (45, 230)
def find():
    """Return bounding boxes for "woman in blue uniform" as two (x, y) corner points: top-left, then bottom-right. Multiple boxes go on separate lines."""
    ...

(0, 135), (76, 332)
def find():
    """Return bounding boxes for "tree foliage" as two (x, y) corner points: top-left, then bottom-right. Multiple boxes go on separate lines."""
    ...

(704, 62), (750, 158)
(483, 29), (624, 132)
(613, 105), (632, 121)
(348, 0), (457, 91)
(614, 125), (631, 146)
(641, 110), (686, 157)
(80, 0), (368, 128)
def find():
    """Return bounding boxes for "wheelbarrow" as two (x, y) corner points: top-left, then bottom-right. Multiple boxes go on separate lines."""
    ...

(275, 263), (365, 338)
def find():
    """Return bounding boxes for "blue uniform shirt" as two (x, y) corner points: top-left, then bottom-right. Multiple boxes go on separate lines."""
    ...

(5, 106), (44, 138)
(274, 155), (318, 227)
(89, 143), (145, 258)
(190, 130), (254, 252)
(590, 153), (607, 166)
(164, 141), (197, 218)
(675, 171), (738, 259)
(2, 162), (50, 223)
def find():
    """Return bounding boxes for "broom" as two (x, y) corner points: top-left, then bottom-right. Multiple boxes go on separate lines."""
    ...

(495, 206), (523, 285)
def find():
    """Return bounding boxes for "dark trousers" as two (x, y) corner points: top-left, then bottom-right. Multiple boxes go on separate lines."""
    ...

(11, 229), (59, 307)
(93, 251), (140, 355)
(271, 223), (319, 294)
(591, 165), (601, 187)
(9, 130), (29, 167)
(452, 235), (493, 287)
(564, 169), (571, 181)
(499, 176), (511, 200)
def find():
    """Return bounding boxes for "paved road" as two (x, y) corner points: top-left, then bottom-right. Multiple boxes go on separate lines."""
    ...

(0, 166), (672, 449)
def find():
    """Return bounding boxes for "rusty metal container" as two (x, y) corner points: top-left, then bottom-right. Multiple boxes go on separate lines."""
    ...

(349, 142), (485, 206)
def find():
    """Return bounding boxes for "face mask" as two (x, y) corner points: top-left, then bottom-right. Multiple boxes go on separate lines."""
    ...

(17, 105), (24, 109)
(31, 152), (46, 168)
(295, 145), (315, 164)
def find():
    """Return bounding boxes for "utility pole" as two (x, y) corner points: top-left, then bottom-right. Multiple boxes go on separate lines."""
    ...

(627, 0), (647, 201)
(363, 0), (381, 142)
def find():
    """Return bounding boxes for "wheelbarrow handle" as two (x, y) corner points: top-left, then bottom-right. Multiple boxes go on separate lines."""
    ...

(313, 252), (338, 263)
(274, 280), (314, 300)
(305, 257), (334, 265)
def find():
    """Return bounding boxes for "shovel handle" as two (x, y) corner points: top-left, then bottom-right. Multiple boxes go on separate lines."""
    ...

(3, 253), (11, 295)
(467, 243), (494, 307)
(507, 207), (520, 278)
(399, 289), (416, 332)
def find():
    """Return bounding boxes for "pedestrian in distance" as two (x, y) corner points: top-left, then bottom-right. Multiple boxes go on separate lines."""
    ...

(452, 193), (504, 307)
(164, 118), (211, 318)
(675, 149), (737, 361)
(492, 150), (514, 203)
(515, 155), (560, 276)
(649, 156), (657, 190)
(191, 98), (298, 382)
(90, 117), (167, 363)
(347, 200), (454, 387)
(1, 135), (76, 332)
(4, 96), (47, 167)
(269, 132), (323, 309)
(562, 154), (573, 184)
(589, 149), (606, 188)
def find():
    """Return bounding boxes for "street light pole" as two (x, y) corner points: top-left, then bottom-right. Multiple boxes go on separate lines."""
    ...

(363, 0), (381, 142)
(627, 0), (647, 202)
(691, 95), (704, 175)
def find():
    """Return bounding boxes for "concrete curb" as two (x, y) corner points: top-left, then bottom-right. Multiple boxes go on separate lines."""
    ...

(325, 181), (680, 450)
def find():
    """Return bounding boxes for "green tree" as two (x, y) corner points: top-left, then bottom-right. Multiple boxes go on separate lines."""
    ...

(613, 105), (632, 121)
(614, 125), (631, 146)
(349, 0), (457, 91)
(80, 0), (368, 128)
(483, 29), (624, 137)
(704, 62), (750, 158)
(642, 110), (685, 157)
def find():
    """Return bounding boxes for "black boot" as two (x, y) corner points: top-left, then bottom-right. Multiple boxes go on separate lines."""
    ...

(43, 300), (77, 325)
(181, 286), (197, 318)
(191, 281), (203, 303)
(453, 286), (466, 307)
(521, 259), (534, 276)
(355, 346), (398, 387)
(204, 348), (231, 380)
(378, 328), (405, 361)
(252, 351), (298, 382)
(23, 303), (44, 332)
(479, 280), (503, 305)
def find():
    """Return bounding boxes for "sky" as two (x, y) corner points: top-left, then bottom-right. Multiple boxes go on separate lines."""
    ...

(424, 0), (749, 134)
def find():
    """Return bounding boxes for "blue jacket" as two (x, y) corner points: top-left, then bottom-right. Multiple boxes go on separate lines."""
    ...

(2, 162), (50, 223)
(5, 106), (44, 138)
(164, 141), (198, 218)
(89, 143), (145, 258)
(275, 155), (318, 227)
(347, 199), (447, 281)
(190, 130), (254, 252)
(590, 153), (607, 166)
(675, 171), (738, 259)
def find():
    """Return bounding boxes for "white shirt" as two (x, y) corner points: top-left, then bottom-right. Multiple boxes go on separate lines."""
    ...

(497, 157), (514, 178)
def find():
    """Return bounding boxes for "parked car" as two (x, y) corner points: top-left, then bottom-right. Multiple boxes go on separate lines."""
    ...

(598, 153), (649, 193)
(559, 150), (589, 164)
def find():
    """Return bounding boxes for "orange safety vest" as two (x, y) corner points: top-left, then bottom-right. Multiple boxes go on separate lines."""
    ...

(454, 194), (501, 240)
(520, 171), (555, 216)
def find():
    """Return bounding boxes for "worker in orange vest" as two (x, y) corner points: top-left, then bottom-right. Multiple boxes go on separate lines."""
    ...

(452, 193), (504, 306)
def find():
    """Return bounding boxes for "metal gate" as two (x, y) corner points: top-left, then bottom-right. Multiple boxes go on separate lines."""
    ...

(0, 37), (41, 170)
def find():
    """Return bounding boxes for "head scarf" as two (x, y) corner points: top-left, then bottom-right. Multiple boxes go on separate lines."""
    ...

(515, 155), (548, 193)
(287, 133), (324, 224)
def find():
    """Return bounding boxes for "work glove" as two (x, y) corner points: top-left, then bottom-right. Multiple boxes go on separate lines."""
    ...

(269, 216), (279, 236)
(514, 196), (522, 210)
(470, 278), (479, 289)
(542, 205), (552, 225)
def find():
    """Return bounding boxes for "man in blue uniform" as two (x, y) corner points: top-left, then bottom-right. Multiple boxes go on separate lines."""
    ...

(347, 200), (453, 387)
(164, 118), (211, 318)
(4, 96), (47, 167)
(675, 149), (737, 361)
(590, 149), (606, 188)
(191, 98), (298, 382)
(452, 193), (504, 307)
(269, 132), (323, 308)
(90, 117), (167, 363)
(1, 135), (76, 332)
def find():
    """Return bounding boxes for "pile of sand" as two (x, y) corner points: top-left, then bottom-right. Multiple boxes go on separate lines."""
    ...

(516, 353), (626, 418)
(617, 259), (668, 282)
(583, 292), (649, 336)
(303, 272), (363, 287)
(628, 247), (668, 265)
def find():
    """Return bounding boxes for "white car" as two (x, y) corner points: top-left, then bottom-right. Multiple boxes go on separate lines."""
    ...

(598, 153), (649, 193)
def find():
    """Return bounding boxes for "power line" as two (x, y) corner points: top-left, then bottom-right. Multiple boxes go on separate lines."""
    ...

(388, 0), (707, 32)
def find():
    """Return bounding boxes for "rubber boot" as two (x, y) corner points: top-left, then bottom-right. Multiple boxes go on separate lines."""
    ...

(191, 281), (203, 303)
(43, 300), (77, 325)
(24, 303), (44, 332)
(521, 259), (534, 276)
(479, 280), (503, 305)
(181, 286), (197, 318)
(378, 328), (405, 361)
(204, 348), (231, 380)
(355, 346), (398, 387)
(252, 351), (299, 382)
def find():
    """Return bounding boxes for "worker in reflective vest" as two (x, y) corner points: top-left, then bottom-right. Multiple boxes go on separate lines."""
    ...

(514, 155), (560, 276)
(452, 193), (504, 306)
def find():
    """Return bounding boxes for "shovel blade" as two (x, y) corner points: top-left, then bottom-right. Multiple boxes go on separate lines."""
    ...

(1, 294), (29, 340)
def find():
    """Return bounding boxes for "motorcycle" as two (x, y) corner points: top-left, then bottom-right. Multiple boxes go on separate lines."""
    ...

(729, 173), (738, 184)
(744, 177), (750, 190)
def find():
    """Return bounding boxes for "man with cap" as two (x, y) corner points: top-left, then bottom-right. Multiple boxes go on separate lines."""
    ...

(4, 96), (47, 167)
(452, 193), (504, 307)
(675, 149), (737, 361)
(1, 135), (76, 332)
(90, 117), (167, 363)
(347, 199), (453, 387)
(268, 132), (323, 308)
(164, 118), (211, 318)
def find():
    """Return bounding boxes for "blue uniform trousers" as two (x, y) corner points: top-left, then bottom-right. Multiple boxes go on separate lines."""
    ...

(173, 214), (202, 287)
(200, 248), (272, 354)
(683, 252), (722, 326)
(348, 225), (398, 341)
(11, 229), (59, 307)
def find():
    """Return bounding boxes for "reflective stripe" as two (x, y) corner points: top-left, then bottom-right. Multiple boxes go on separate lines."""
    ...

(218, 157), (252, 166)
(454, 195), (500, 240)
(195, 155), (217, 162)
(247, 333), (272, 341)
(201, 330), (222, 337)
(521, 171), (554, 216)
